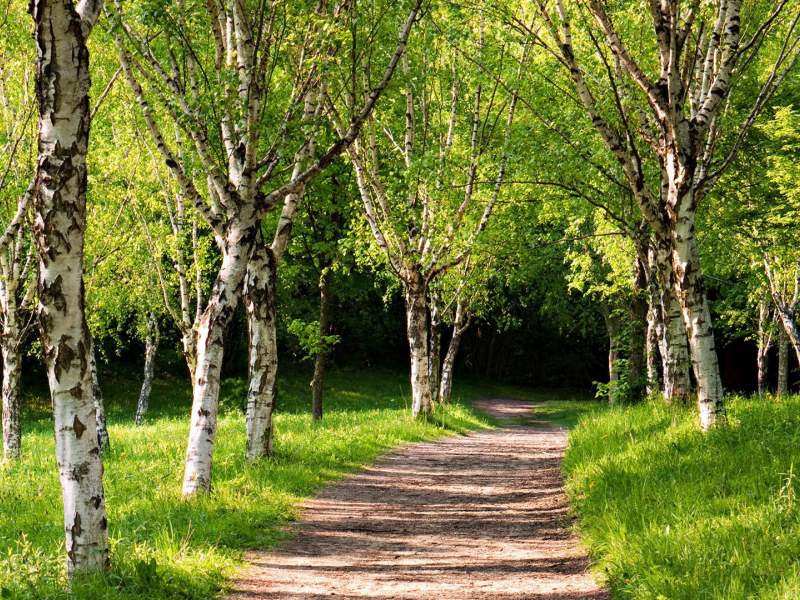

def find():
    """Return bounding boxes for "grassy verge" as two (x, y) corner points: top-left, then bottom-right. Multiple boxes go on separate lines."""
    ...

(563, 394), (800, 599)
(0, 369), (492, 599)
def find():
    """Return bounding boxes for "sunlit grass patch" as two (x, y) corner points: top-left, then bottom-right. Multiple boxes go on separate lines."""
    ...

(563, 394), (800, 599)
(0, 369), (491, 599)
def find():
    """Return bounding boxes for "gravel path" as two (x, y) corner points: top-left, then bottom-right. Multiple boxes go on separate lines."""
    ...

(229, 398), (608, 599)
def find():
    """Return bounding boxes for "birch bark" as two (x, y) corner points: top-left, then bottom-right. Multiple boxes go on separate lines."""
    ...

(117, 0), (422, 493)
(1, 298), (22, 460)
(243, 233), (278, 460)
(406, 274), (432, 416)
(538, 0), (800, 428)
(428, 293), (443, 404)
(89, 340), (110, 453)
(136, 314), (159, 425)
(31, 0), (108, 576)
(439, 299), (470, 404)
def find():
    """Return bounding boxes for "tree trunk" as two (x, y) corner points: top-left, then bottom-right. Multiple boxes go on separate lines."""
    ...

(670, 189), (725, 429)
(428, 306), (442, 404)
(439, 300), (469, 404)
(182, 221), (255, 497)
(243, 234), (278, 460)
(773, 308), (800, 372)
(778, 327), (789, 397)
(136, 314), (159, 425)
(652, 242), (692, 403)
(405, 275), (432, 417)
(31, 0), (108, 576)
(89, 339), (110, 453)
(311, 268), (332, 421)
(1, 319), (22, 461)
(645, 307), (660, 396)
(628, 256), (647, 401)
(757, 301), (772, 396)
(603, 306), (621, 403)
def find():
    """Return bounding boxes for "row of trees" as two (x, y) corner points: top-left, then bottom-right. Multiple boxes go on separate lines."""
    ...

(1, 0), (799, 583)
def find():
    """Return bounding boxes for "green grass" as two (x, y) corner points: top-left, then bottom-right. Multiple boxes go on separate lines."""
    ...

(563, 394), (800, 600)
(0, 369), (493, 599)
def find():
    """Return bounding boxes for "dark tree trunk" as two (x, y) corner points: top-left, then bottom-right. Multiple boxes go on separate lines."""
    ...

(312, 268), (332, 421)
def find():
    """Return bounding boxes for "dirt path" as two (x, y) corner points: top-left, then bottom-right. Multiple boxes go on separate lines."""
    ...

(229, 398), (608, 599)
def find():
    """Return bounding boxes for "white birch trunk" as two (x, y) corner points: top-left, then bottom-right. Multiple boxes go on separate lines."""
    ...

(774, 310), (800, 373)
(405, 276), (431, 417)
(31, 0), (108, 576)
(243, 235), (278, 460)
(428, 303), (442, 404)
(670, 195), (725, 429)
(89, 340), (110, 453)
(182, 220), (254, 497)
(136, 314), (159, 425)
(652, 242), (692, 403)
(646, 307), (660, 396)
(1, 286), (22, 460)
(439, 300), (469, 404)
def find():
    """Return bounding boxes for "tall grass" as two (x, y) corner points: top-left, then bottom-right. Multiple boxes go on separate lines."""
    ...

(0, 369), (491, 599)
(564, 394), (800, 600)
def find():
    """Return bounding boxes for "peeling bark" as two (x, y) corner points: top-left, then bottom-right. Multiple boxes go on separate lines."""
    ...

(645, 305), (660, 396)
(31, 0), (108, 576)
(312, 268), (332, 421)
(1, 284), (22, 460)
(670, 189), (725, 428)
(652, 242), (692, 403)
(182, 220), (255, 496)
(405, 274), (432, 417)
(243, 233), (277, 460)
(89, 340), (110, 453)
(136, 314), (159, 425)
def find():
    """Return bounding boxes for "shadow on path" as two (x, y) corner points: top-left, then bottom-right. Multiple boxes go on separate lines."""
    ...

(229, 398), (609, 600)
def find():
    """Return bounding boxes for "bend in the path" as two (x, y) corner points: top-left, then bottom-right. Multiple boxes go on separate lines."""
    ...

(231, 397), (608, 600)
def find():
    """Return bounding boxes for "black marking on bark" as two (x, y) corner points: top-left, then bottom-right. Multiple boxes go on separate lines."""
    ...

(73, 414), (86, 439)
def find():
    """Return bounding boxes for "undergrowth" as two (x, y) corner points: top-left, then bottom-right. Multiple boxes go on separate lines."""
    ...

(0, 369), (494, 599)
(564, 393), (800, 600)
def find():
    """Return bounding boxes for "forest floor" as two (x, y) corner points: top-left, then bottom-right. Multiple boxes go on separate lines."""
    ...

(229, 397), (608, 600)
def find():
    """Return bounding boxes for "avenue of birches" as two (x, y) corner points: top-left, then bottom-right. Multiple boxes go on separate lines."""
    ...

(0, 0), (799, 586)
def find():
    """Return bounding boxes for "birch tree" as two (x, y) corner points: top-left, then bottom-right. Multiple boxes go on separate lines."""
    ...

(520, 0), (800, 428)
(30, 0), (108, 576)
(334, 17), (523, 415)
(0, 27), (37, 460)
(115, 0), (422, 495)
